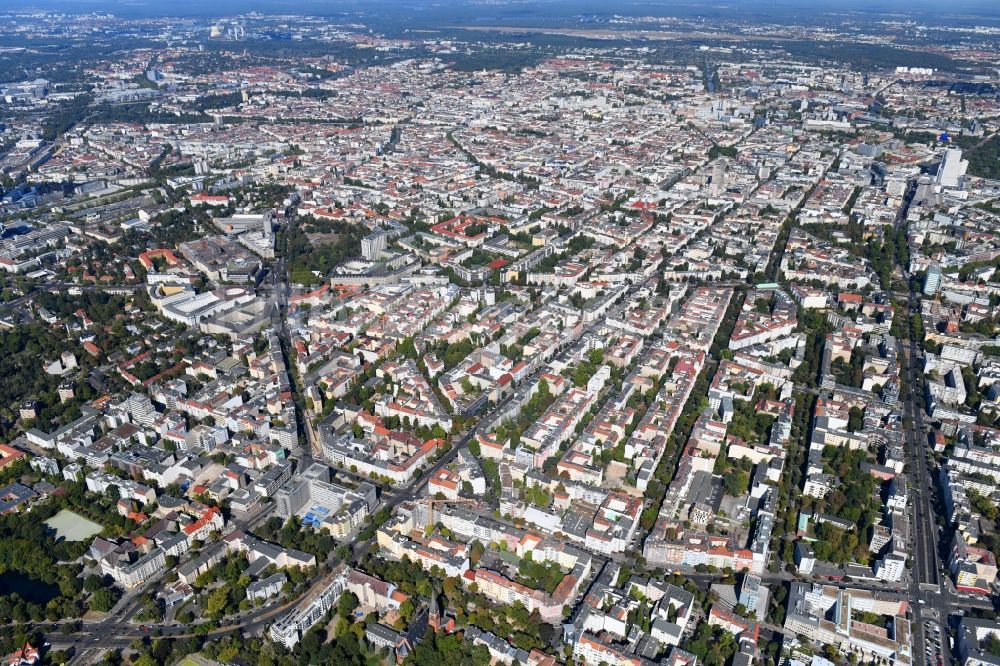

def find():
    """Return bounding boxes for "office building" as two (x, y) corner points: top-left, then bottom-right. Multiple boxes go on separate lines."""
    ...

(936, 148), (968, 188)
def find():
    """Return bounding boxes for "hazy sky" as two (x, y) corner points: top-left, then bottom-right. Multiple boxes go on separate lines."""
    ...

(6, 0), (1000, 18)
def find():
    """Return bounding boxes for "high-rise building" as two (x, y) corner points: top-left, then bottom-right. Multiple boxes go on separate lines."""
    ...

(875, 553), (906, 582)
(737, 573), (762, 614)
(923, 266), (942, 296)
(936, 148), (968, 188)
(361, 229), (389, 261)
(710, 161), (726, 197)
(126, 393), (157, 427)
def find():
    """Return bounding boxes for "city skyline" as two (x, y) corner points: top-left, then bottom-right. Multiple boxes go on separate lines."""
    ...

(0, 3), (999, 666)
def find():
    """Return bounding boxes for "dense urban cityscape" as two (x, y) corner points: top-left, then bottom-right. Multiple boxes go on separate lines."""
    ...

(0, 2), (999, 666)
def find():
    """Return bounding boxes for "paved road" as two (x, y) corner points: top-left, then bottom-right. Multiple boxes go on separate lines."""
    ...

(900, 294), (964, 666)
(52, 503), (278, 663)
(54, 592), (295, 656)
(36, 168), (976, 664)
(889, 177), (960, 666)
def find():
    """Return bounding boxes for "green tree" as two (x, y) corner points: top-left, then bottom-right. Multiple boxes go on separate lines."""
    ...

(399, 598), (416, 623)
(206, 587), (229, 617)
(83, 574), (104, 593)
(338, 590), (359, 619)
(89, 588), (118, 613)
(470, 540), (485, 566)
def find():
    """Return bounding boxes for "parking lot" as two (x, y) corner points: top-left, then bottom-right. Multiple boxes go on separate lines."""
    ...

(923, 620), (945, 666)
